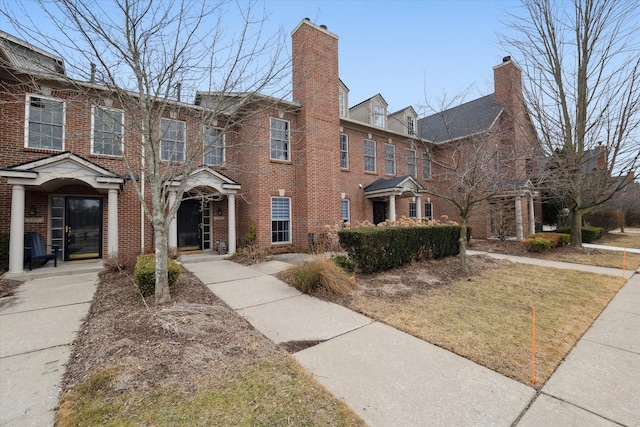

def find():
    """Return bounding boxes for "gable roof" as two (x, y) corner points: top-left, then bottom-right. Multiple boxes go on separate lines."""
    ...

(417, 94), (503, 143)
(363, 175), (425, 198)
(0, 30), (65, 76)
(349, 93), (388, 111)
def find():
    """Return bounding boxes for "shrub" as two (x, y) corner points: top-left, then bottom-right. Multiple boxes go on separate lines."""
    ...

(331, 254), (356, 273)
(584, 210), (623, 231)
(245, 219), (257, 245)
(134, 254), (181, 297)
(281, 258), (359, 297)
(528, 232), (570, 248)
(556, 226), (605, 243)
(228, 245), (272, 265)
(522, 237), (553, 252)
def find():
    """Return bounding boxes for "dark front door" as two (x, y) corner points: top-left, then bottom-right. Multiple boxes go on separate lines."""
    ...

(177, 199), (202, 250)
(373, 201), (387, 224)
(65, 197), (102, 260)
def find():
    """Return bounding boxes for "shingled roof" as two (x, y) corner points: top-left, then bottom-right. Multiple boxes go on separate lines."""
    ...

(417, 94), (503, 143)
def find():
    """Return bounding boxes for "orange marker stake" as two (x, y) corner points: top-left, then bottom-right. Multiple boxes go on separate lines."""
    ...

(531, 307), (536, 385)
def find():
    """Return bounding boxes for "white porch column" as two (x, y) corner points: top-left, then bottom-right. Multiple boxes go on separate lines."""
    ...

(515, 195), (524, 240)
(227, 193), (236, 254)
(107, 189), (119, 257)
(528, 194), (536, 235)
(389, 195), (396, 222)
(168, 190), (178, 249)
(416, 196), (423, 220)
(9, 185), (25, 274)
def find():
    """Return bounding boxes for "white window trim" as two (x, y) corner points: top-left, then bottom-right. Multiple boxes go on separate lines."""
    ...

(24, 93), (65, 151)
(385, 143), (396, 175)
(339, 91), (347, 118)
(91, 106), (124, 156)
(340, 133), (349, 169)
(407, 115), (415, 136)
(341, 198), (350, 223)
(271, 196), (292, 244)
(204, 126), (225, 165)
(423, 150), (432, 180)
(364, 139), (377, 173)
(409, 201), (417, 218)
(160, 118), (186, 162)
(270, 117), (290, 162)
(407, 148), (417, 178)
(425, 202), (434, 220)
(373, 103), (386, 128)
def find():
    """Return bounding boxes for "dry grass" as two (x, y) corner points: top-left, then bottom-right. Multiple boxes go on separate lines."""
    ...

(281, 258), (360, 297)
(348, 263), (625, 389)
(538, 249), (640, 269)
(597, 231), (640, 249)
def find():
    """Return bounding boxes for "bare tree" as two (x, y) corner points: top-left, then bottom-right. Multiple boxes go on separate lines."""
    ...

(3, 0), (288, 303)
(501, 0), (640, 247)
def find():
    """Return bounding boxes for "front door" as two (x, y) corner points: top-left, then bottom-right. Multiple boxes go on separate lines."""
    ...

(177, 199), (202, 251)
(65, 197), (103, 260)
(373, 201), (387, 224)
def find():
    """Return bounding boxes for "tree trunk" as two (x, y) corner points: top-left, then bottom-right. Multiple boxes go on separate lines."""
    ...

(459, 222), (469, 274)
(154, 222), (171, 304)
(569, 208), (583, 248)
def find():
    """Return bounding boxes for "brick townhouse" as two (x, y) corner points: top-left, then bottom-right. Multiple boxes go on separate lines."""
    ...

(0, 18), (540, 274)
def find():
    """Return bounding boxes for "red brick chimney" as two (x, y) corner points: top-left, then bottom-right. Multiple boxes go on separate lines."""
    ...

(291, 19), (341, 238)
(493, 56), (523, 106)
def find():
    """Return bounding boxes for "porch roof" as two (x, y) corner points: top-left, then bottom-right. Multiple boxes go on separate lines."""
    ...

(364, 175), (425, 199)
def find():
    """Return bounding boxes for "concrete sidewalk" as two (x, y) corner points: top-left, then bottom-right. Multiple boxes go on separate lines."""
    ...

(0, 272), (97, 427)
(185, 252), (639, 426)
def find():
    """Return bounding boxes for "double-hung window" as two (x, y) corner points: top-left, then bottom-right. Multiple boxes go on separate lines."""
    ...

(270, 118), (290, 161)
(407, 116), (415, 135)
(341, 199), (350, 224)
(160, 118), (185, 161)
(204, 126), (224, 165)
(339, 91), (347, 118)
(364, 139), (376, 173)
(271, 197), (291, 243)
(425, 202), (434, 220)
(423, 150), (432, 179)
(340, 133), (349, 169)
(26, 94), (64, 150)
(409, 201), (417, 218)
(373, 104), (385, 128)
(92, 106), (123, 156)
(385, 143), (396, 175)
(407, 149), (417, 178)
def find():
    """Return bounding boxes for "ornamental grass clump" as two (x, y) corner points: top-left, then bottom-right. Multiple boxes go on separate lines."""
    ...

(134, 254), (181, 297)
(282, 258), (359, 297)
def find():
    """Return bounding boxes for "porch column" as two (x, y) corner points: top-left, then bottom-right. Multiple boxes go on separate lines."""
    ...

(528, 194), (536, 235)
(416, 196), (423, 220)
(227, 193), (236, 254)
(168, 190), (177, 249)
(107, 189), (118, 257)
(515, 195), (524, 240)
(389, 195), (396, 223)
(9, 184), (25, 274)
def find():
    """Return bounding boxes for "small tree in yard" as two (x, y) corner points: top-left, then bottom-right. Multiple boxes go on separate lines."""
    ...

(3, 0), (287, 303)
(501, 0), (640, 248)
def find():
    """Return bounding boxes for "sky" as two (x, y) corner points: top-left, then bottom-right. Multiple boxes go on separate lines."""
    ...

(2, 0), (519, 114)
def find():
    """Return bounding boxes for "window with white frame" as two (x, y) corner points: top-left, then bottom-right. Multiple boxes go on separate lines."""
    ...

(407, 149), (417, 178)
(204, 126), (224, 165)
(373, 104), (386, 128)
(270, 117), (290, 161)
(26, 94), (64, 150)
(339, 91), (347, 118)
(385, 143), (396, 175)
(92, 106), (123, 156)
(423, 150), (432, 179)
(364, 139), (376, 172)
(424, 202), (433, 220)
(340, 133), (349, 169)
(341, 199), (350, 223)
(407, 116), (415, 135)
(160, 118), (185, 161)
(271, 197), (291, 243)
(409, 201), (417, 218)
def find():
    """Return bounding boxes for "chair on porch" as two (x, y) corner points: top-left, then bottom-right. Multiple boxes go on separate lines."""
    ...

(24, 232), (59, 271)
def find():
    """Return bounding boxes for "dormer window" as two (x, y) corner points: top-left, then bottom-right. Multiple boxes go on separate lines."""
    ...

(339, 90), (347, 118)
(407, 116), (415, 135)
(373, 104), (385, 128)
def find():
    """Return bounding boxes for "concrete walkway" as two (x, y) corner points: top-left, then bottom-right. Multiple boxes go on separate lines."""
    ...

(0, 272), (97, 427)
(185, 247), (639, 426)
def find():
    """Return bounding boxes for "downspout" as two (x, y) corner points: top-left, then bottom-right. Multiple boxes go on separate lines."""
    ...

(140, 131), (146, 252)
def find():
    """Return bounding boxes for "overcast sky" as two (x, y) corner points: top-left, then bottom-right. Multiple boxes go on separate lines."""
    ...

(2, 0), (521, 113)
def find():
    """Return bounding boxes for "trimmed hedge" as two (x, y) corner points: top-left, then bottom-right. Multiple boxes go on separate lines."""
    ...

(337, 225), (469, 273)
(134, 254), (181, 297)
(557, 226), (605, 243)
(331, 254), (356, 273)
(522, 237), (553, 252)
